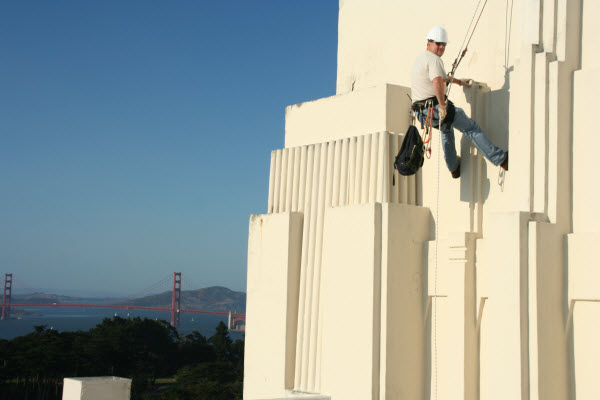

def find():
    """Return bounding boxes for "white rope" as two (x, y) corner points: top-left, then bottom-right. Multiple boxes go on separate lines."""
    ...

(504, 0), (514, 70)
(434, 114), (442, 400)
(457, 0), (485, 61)
(447, 0), (489, 99)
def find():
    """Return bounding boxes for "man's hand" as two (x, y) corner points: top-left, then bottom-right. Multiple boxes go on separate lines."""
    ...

(438, 104), (447, 121)
(451, 78), (473, 87)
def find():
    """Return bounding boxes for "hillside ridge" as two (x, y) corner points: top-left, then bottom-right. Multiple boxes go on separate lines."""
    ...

(11, 286), (246, 313)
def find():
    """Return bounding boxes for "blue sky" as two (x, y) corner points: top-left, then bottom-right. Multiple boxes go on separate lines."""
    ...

(1, 2), (339, 296)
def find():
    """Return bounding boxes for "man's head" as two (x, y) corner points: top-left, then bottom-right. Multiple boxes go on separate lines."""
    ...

(426, 26), (448, 57)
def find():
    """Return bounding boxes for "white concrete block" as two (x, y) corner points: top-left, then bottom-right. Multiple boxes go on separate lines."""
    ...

(573, 67), (600, 233)
(62, 377), (131, 400)
(528, 221), (568, 400)
(572, 302), (600, 400)
(506, 45), (536, 213)
(533, 52), (549, 215)
(320, 202), (432, 400)
(556, 0), (582, 66)
(568, 233), (600, 301)
(581, 0), (600, 69)
(380, 203), (431, 400)
(244, 213), (303, 400)
(547, 60), (572, 226)
(484, 212), (530, 400)
(520, 0), (542, 45)
(320, 203), (382, 400)
(426, 232), (478, 400)
(542, 0), (556, 53)
(284, 84), (411, 148)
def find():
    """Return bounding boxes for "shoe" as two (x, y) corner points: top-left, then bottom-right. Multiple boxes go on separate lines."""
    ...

(451, 156), (461, 179)
(500, 152), (509, 171)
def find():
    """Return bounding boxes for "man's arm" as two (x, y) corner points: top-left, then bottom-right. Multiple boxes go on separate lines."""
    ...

(432, 76), (446, 107)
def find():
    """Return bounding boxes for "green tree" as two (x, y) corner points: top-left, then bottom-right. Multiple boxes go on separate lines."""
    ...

(209, 321), (232, 362)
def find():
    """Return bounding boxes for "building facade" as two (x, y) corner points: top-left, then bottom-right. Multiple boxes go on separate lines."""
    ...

(244, 1), (599, 399)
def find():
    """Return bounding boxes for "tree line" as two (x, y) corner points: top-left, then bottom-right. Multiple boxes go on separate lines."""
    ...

(0, 317), (244, 399)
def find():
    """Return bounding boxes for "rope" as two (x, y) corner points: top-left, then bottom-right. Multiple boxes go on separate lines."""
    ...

(446, 0), (490, 99)
(422, 102), (434, 159)
(504, 0), (514, 70)
(457, 0), (484, 56)
(434, 113), (442, 400)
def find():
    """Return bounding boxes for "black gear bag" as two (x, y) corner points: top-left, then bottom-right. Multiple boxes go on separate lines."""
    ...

(394, 125), (424, 176)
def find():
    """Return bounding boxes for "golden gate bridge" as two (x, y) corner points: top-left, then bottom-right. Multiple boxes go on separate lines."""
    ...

(0, 272), (245, 329)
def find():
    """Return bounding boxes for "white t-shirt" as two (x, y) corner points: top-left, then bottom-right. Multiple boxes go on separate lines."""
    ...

(411, 50), (447, 102)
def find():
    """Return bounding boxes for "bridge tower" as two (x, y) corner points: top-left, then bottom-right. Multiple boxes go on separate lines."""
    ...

(170, 272), (181, 327)
(2, 273), (12, 320)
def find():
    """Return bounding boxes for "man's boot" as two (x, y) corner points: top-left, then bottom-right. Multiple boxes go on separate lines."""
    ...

(451, 156), (461, 179)
(501, 152), (509, 171)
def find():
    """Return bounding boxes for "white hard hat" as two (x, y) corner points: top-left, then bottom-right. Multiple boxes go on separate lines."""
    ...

(426, 26), (448, 43)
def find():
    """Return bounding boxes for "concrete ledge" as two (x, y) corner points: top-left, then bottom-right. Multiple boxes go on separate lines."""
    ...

(284, 84), (411, 148)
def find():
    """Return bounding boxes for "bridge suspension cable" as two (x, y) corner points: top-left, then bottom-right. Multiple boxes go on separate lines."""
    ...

(109, 273), (173, 305)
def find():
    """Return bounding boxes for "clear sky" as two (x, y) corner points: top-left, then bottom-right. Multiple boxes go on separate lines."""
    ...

(1, 2), (339, 296)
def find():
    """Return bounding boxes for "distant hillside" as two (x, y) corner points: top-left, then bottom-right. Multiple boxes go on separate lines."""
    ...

(126, 286), (246, 313)
(11, 287), (246, 313)
(11, 292), (98, 304)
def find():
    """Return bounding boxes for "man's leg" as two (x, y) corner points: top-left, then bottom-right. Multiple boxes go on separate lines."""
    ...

(424, 107), (461, 172)
(451, 108), (507, 166)
(438, 115), (460, 172)
(440, 125), (461, 172)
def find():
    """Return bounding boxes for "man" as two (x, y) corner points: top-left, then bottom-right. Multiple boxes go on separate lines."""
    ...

(411, 26), (508, 178)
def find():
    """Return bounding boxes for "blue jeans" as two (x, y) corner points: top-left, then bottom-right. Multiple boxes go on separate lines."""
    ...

(419, 106), (507, 172)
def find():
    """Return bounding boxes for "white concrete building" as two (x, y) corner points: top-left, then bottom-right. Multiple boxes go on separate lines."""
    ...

(244, 1), (599, 399)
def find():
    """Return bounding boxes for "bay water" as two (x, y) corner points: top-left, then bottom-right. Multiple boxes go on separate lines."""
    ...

(0, 307), (244, 341)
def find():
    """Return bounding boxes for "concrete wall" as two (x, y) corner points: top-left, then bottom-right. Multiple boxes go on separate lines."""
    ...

(336, 0), (527, 95)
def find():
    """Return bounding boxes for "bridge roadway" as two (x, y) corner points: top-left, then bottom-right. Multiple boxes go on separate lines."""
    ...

(9, 303), (245, 319)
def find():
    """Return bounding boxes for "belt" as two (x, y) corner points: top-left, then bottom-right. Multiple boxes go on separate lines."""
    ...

(412, 96), (440, 111)
(411, 98), (435, 129)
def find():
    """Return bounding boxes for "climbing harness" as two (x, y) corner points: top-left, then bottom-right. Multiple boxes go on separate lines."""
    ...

(422, 101), (434, 159)
(410, 100), (434, 159)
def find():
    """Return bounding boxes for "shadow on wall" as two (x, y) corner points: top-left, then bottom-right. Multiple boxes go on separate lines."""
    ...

(459, 66), (514, 204)
(484, 66), (513, 151)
